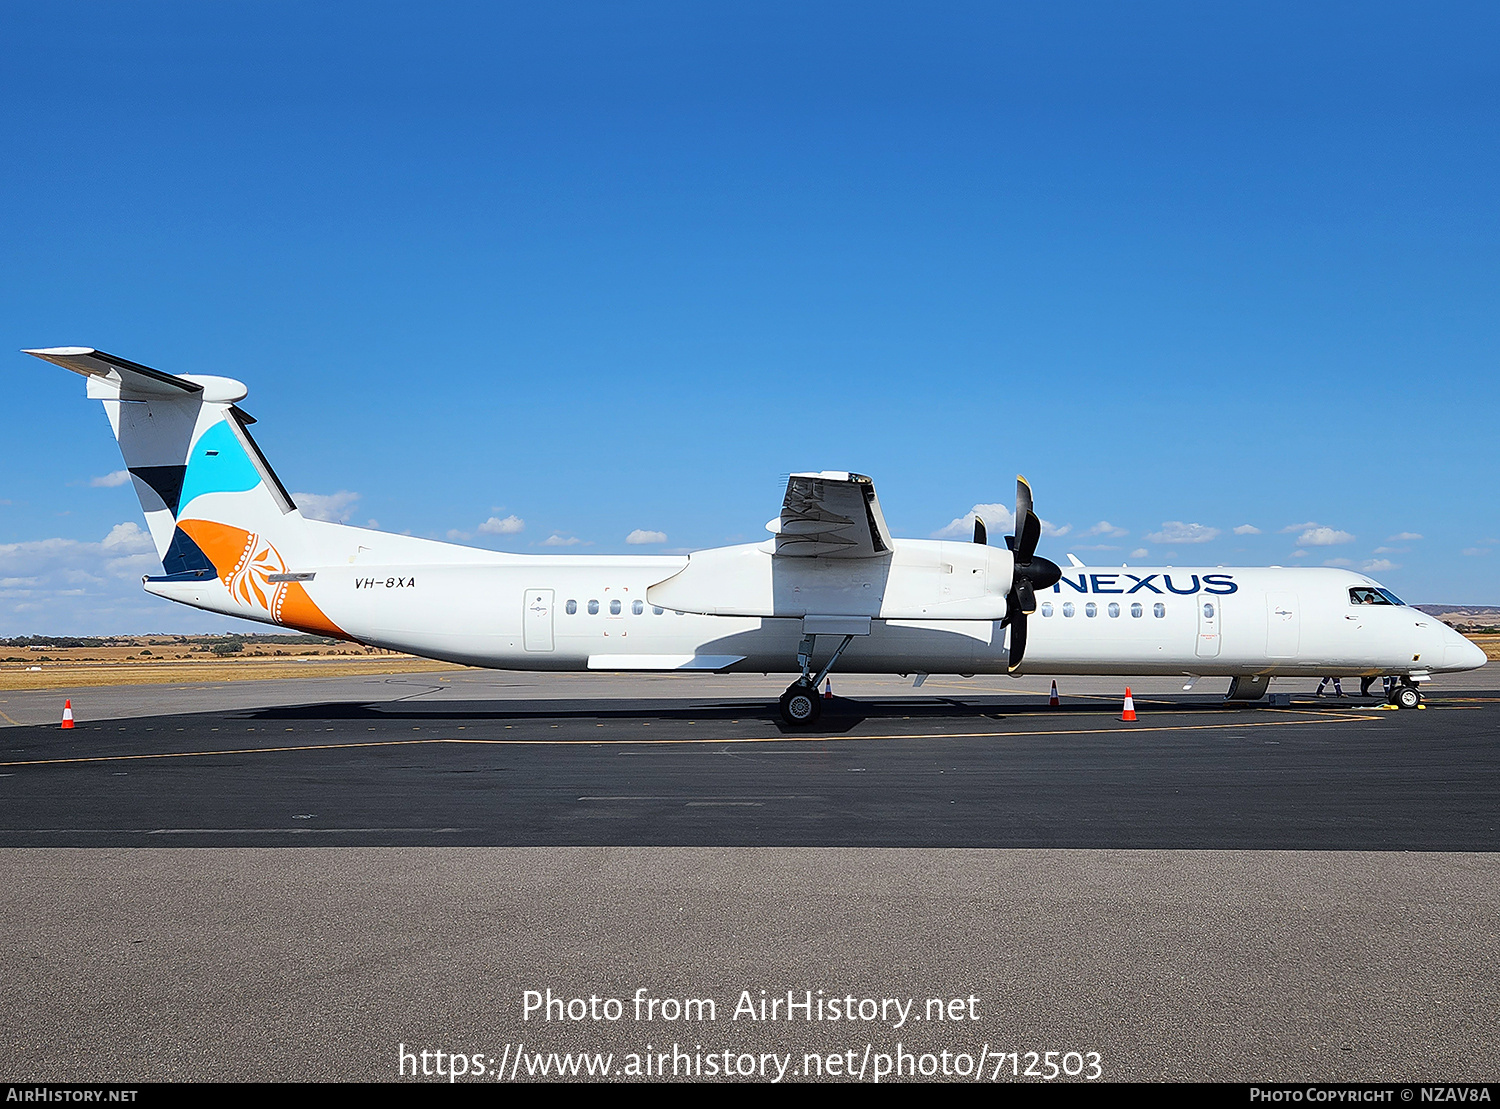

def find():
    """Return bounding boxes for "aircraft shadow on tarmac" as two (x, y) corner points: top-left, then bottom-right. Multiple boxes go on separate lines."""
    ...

(241, 695), (1391, 735)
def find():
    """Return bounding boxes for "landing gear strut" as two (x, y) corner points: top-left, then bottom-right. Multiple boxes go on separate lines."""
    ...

(777, 632), (855, 727)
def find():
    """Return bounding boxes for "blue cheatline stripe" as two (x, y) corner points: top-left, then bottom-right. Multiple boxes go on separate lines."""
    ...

(177, 420), (261, 515)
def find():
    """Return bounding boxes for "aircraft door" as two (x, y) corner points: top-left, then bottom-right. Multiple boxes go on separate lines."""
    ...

(1266, 592), (1300, 657)
(523, 588), (555, 651)
(1196, 596), (1221, 658)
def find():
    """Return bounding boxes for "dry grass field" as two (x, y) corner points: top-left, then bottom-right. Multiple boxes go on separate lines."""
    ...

(0, 637), (466, 690)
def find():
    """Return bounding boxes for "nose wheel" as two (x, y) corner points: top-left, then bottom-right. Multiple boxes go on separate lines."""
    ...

(1390, 684), (1422, 710)
(778, 680), (823, 726)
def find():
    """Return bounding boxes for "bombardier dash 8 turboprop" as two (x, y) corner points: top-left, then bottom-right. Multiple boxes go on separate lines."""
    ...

(26, 348), (1486, 725)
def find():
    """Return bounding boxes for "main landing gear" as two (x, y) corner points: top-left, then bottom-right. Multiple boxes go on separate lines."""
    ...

(778, 681), (821, 726)
(777, 632), (856, 727)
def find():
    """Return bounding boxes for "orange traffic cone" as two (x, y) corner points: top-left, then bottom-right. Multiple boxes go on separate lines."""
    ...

(1049, 680), (1060, 708)
(61, 699), (75, 729)
(1120, 688), (1136, 722)
(823, 678), (832, 700)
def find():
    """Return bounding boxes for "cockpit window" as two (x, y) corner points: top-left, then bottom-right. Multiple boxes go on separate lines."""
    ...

(1349, 587), (1401, 606)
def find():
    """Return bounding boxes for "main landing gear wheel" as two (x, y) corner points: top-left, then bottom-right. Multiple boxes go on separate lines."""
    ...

(1392, 685), (1421, 710)
(779, 681), (822, 727)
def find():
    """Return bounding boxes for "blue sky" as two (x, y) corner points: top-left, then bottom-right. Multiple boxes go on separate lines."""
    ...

(2, 2), (1497, 633)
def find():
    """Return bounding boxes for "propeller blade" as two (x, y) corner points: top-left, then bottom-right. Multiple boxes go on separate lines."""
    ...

(1017, 511), (1042, 563)
(1007, 611), (1028, 673)
(973, 516), (987, 545)
(1015, 577), (1036, 615)
(1015, 475), (1033, 536)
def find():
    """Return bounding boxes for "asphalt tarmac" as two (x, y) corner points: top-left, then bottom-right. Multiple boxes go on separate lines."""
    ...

(2, 669), (1496, 1082)
(1, 675), (1496, 849)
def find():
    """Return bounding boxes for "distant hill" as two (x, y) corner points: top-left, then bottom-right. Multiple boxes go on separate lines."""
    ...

(1415, 605), (1500, 632)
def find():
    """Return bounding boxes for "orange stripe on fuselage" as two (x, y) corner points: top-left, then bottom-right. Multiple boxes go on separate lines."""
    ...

(175, 518), (349, 640)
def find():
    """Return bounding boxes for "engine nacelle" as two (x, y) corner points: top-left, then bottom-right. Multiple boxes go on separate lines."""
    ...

(646, 539), (1014, 621)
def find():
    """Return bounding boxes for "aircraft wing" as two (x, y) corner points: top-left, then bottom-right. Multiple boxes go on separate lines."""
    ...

(772, 471), (893, 559)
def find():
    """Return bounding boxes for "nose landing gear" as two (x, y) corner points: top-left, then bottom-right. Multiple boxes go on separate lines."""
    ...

(1390, 683), (1422, 710)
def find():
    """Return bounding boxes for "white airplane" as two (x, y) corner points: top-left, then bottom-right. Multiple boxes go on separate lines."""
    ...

(26, 347), (1487, 724)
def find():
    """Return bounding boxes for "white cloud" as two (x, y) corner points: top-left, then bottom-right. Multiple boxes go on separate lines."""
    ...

(1372, 546), (1405, 554)
(1233, 524), (1261, 535)
(90, 470), (131, 488)
(1292, 550), (1308, 558)
(1295, 526), (1355, 547)
(933, 503), (1014, 539)
(1085, 521), (1127, 538)
(446, 529), (471, 541)
(542, 534), (582, 547)
(1130, 548), (1148, 558)
(1387, 532), (1423, 541)
(625, 529), (667, 545)
(294, 490), (360, 523)
(1073, 543), (1120, 551)
(1361, 559), (1397, 572)
(1280, 521), (1321, 534)
(101, 522), (154, 553)
(1144, 522), (1220, 544)
(933, 504), (1069, 540)
(1462, 547), (1490, 557)
(0, 523), (166, 625)
(479, 514), (525, 535)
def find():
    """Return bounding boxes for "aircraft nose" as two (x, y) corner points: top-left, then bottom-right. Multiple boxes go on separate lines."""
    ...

(1443, 627), (1489, 672)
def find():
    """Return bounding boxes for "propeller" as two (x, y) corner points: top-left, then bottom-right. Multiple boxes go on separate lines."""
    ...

(997, 475), (1061, 673)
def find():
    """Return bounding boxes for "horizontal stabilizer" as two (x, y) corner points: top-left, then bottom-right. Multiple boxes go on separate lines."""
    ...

(24, 347), (247, 403)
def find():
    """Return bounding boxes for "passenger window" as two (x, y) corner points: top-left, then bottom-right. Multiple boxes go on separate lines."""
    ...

(610, 599), (622, 615)
(1108, 602), (1120, 618)
(1131, 603), (1143, 618)
(632, 600), (644, 615)
(1041, 602), (1053, 617)
(565, 599), (577, 615)
(1085, 602), (1097, 618)
(1203, 603), (1214, 619)
(653, 606), (664, 615)
(1153, 603), (1165, 618)
(1062, 602), (1075, 618)
(587, 600), (599, 615)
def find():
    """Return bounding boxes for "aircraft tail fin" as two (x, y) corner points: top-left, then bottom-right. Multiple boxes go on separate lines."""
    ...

(25, 347), (342, 637)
